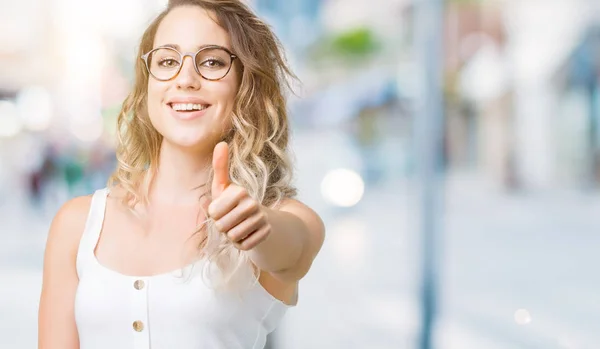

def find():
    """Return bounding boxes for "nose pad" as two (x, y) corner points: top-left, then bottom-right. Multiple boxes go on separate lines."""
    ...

(175, 55), (201, 89)
(181, 54), (197, 72)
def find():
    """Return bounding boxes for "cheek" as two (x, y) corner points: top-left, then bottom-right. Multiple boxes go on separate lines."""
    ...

(147, 82), (165, 123)
(211, 81), (238, 129)
(216, 79), (237, 104)
(222, 87), (237, 115)
(224, 89), (237, 129)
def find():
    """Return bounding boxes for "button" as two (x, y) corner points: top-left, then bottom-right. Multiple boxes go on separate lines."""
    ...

(133, 320), (144, 332)
(134, 280), (145, 290)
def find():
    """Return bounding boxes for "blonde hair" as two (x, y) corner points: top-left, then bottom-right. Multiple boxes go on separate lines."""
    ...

(108, 0), (298, 290)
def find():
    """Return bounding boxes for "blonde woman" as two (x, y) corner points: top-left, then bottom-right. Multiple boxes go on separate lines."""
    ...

(37, 1), (325, 348)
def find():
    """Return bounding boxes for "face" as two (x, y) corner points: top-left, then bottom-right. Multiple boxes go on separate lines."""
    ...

(147, 6), (239, 151)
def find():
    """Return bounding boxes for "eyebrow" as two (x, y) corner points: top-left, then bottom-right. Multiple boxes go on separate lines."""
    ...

(157, 43), (232, 51)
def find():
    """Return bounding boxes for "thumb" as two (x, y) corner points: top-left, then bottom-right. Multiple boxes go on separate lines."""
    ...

(211, 141), (230, 198)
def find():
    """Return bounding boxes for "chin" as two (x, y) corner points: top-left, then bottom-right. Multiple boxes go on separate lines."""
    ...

(163, 130), (213, 150)
(164, 134), (208, 151)
(151, 110), (228, 152)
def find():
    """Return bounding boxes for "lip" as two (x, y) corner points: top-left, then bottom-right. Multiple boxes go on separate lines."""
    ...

(166, 96), (211, 105)
(166, 97), (212, 121)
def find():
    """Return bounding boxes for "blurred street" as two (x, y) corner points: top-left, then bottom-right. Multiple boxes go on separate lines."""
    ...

(2, 130), (600, 349)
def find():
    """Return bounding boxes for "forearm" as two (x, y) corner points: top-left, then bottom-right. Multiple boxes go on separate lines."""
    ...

(247, 207), (308, 276)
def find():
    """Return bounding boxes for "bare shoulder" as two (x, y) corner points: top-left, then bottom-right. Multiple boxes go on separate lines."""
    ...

(279, 197), (326, 271)
(39, 194), (93, 348)
(278, 198), (325, 247)
(278, 198), (322, 220)
(45, 195), (94, 251)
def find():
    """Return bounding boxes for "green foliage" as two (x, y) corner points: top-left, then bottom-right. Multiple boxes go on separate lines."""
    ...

(308, 27), (381, 65)
(330, 27), (379, 56)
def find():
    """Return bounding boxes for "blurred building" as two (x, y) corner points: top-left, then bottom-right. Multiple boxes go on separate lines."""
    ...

(253, 0), (322, 54)
(443, 0), (600, 191)
(553, 25), (600, 187)
(0, 0), (167, 197)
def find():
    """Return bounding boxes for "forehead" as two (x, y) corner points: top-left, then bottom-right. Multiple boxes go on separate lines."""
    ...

(154, 6), (231, 51)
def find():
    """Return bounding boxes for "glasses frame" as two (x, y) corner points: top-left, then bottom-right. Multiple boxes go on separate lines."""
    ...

(141, 45), (238, 81)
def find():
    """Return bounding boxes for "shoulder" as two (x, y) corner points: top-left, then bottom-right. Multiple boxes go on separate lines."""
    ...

(38, 195), (95, 347)
(52, 195), (93, 231)
(45, 194), (94, 252)
(278, 198), (325, 240)
(276, 197), (326, 266)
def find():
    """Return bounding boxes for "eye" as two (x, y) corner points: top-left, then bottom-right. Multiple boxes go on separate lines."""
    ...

(158, 58), (179, 68)
(201, 59), (225, 68)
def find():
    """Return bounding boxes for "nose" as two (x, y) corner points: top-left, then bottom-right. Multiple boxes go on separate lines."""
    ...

(175, 55), (201, 90)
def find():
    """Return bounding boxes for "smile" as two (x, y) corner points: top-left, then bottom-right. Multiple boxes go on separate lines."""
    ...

(169, 103), (210, 112)
(167, 102), (211, 121)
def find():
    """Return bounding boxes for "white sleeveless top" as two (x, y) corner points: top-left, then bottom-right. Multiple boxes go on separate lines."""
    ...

(74, 188), (292, 349)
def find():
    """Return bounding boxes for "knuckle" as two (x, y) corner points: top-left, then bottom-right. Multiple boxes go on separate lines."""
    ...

(235, 186), (247, 198)
(207, 203), (216, 218)
(226, 230), (238, 241)
(256, 211), (267, 225)
(208, 201), (222, 219)
(239, 240), (252, 251)
(245, 200), (258, 214)
(229, 228), (244, 241)
(254, 217), (265, 230)
(214, 220), (225, 232)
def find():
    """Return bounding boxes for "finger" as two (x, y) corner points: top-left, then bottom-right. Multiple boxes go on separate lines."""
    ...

(226, 212), (265, 242)
(235, 225), (270, 251)
(208, 185), (247, 220)
(212, 141), (230, 198)
(213, 195), (259, 233)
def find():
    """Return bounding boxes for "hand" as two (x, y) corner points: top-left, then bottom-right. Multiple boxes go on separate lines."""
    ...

(208, 142), (271, 251)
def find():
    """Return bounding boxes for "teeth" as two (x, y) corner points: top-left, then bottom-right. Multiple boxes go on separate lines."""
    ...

(171, 103), (208, 111)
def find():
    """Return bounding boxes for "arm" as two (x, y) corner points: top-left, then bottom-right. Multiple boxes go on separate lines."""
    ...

(38, 196), (91, 349)
(247, 199), (325, 283)
(209, 142), (325, 283)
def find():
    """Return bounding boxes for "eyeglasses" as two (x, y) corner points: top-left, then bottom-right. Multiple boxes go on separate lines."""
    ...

(141, 45), (237, 81)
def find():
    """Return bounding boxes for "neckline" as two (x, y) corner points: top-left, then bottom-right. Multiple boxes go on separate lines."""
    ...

(91, 252), (206, 280)
(91, 187), (206, 280)
(88, 187), (294, 307)
(90, 252), (294, 307)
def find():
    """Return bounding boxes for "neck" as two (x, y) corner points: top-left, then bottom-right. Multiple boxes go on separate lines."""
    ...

(149, 140), (213, 205)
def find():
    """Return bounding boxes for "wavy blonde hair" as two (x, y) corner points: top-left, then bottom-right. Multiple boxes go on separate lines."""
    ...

(108, 0), (298, 290)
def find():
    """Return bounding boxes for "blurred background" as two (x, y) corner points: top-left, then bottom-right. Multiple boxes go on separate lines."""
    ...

(1, 0), (600, 348)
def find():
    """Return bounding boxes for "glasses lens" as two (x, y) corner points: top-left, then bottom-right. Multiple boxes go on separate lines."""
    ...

(195, 48), (232, 80)
(148, 48), (181, 80)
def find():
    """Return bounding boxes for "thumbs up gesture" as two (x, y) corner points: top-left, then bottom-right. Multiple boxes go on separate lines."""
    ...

(208, 142), (271, 251)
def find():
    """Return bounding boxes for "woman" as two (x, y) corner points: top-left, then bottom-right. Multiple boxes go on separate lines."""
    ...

(37, 1), (325, 348)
